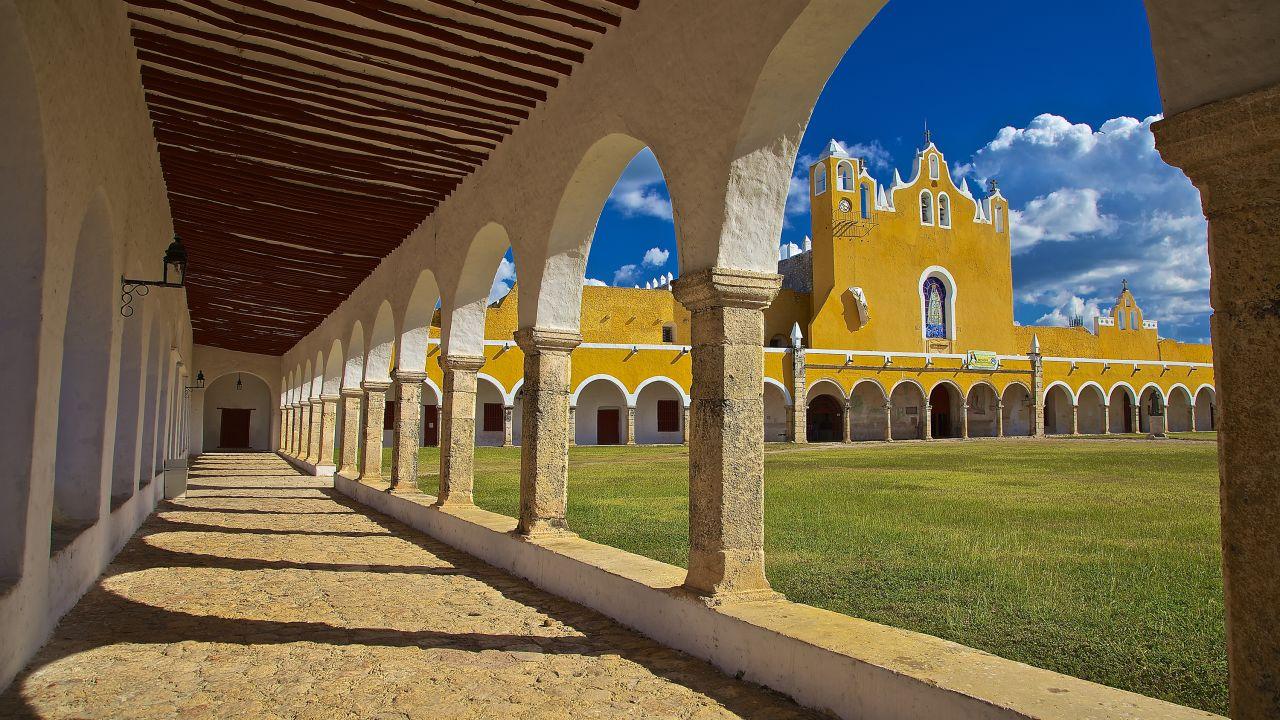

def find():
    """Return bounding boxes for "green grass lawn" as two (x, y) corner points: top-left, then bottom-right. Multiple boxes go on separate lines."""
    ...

(389, 439), (1225, 714)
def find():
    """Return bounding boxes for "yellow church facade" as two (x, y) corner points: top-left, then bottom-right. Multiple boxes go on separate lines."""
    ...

(394, 140), (1215, 448)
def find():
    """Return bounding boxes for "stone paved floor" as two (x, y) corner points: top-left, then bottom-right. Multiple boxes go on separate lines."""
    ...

(0, 454), (820, 719)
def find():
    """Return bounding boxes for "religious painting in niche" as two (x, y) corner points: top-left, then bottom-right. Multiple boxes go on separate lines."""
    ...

(923, 277), (947, 338)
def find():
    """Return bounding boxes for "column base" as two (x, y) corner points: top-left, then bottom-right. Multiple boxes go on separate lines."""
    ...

(388, 480), (421, 494)
(435, 494), (474, 509)
(313, 464), (336, 477)
(678, 585), (785, 608)
(512, 523), (577, 542)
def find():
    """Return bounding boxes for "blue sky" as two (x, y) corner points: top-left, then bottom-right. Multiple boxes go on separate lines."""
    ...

(491, 0), (1211, 343)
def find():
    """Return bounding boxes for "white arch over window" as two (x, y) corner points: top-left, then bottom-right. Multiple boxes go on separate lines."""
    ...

(476, 373), (508, 403)
(1044, 381), (1077, 404)
(507, 378), (524, 405)
(1168, 383), (1194, 403)
(571, 374), (633, 407)
(423, 376), (443, 405)
(764, 377), (793, 406)
(918, 266), (957, 341)
(634, 376), (690, 407)
(919, 190), (934, 225)
(836, 160), (854, 191)
(1138, 382), (1166, 402)
(1194, 383), (1216, 398)
(851, 378), (888, 402)
(1108, 381), (1138, 402)
(937, 192), (951, 228)
(928, 153), (940, 180)
(814, 164), (827, 195)
(1077, 381), (1107, 402)
(807, 378), (846, 401)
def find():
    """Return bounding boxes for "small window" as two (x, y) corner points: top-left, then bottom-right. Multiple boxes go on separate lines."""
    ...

(920, 191), (934, 225)
(482, 402), (504, 432)
(1118, 312), (1126, 330)
(929, 154), (940, 180)
(657, 400), (680, 433)
(938, 193), (951, 227)
(661, 324), (675, 343)
(859, 184), (870, 219)
(814, 165), (827, 195)
(994, 205), (1004, 233)
(836, 161), (853, 191)
(1130, 311), (1137, 330)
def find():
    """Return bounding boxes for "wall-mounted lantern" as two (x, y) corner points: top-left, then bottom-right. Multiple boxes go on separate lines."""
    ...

(184, 370), (205, 398)
(235, 373), (244, 391)
(121, 235), (188, 317)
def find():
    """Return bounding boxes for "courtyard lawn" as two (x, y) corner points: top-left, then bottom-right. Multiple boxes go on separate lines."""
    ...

(394, 439), (1225, 714)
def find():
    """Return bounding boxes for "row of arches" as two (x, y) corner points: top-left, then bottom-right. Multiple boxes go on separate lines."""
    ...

(804, 379), (1034, 442)
(1043, 382), (1216, 435)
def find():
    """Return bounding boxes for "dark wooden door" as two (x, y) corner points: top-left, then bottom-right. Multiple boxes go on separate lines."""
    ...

(423, 404), (439, 446)
(597, 408), (620, 445)
(219, 408), (252, 448)
(929, 386), (952, 438)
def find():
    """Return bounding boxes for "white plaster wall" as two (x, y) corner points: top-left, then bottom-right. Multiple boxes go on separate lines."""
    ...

(1044, 387), (1075, 435)
(764, 385), (790, 442)
(634, 383), (683, 444)
(1002, 388), (1033, 437)
(849, 384), (886, 441)
(1167, 391), (1193, 432)
(1077, 389), (1107, 435)
(889, 386), (925, 440)
(1194, 390), (1216, 430)
(574, 381), (628, 446)
(966, 385), (1000, 438)
(200, 373), (272, 451)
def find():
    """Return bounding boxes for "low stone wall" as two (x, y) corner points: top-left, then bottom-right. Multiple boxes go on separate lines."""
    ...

(333, 475), (1220, 720)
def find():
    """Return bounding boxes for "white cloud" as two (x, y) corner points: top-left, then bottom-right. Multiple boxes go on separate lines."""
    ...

(1034, 294), (1104, 328)
(584, 278), (607, 286)
(967, 113), (1209, 339)
(606, 148), (673, 221)
(488, 256), (516, 304)
(642, 247), (669, 267)
(612, 264), (640, 286)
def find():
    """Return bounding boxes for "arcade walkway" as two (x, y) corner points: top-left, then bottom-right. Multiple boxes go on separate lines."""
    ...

(0, 454), (815, 719)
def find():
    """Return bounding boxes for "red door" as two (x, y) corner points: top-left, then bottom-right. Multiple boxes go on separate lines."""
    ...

(219, 408), (252, 448)
(597, 408), (620, 445)
(423, 404), (439, 446)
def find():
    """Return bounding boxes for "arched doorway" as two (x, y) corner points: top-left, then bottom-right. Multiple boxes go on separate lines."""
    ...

(1001, 383), (1033, 436)
(1194, 387), (1216, 431)
(1168, 386), (1193, 432)
(763, 382), (790, 442)
(634, 379), (684, 444)
(966, 383), (999, 438)
(1044, 384), (1074, 435)
(1076, 385), (1107, 435)
(889, 382), (926, 440)
(573, 377), (628, 446)
(201, 373), (272, 450)
(806, 394), (844, 443)
(1108, 386), (1135, 433)
(928, 383), (962, 439)
(849, 381), (888, 441)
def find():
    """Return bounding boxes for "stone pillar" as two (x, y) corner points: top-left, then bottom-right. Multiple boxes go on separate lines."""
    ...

(625, 406), (636, 445)
(285, 404), (296, 456)
(1190, 405), (1199, 432)
(278, 406), (288, 452)
(1029, 353), (1046, 438)
(1153, 84), (1280, 720)
(923, 402), (933, 440)
(671, 268), (780, 602)
(502, 405), (514, 447)
(514, 328), (580, 537)
(308, 400), (323, 464)
(437, 354), (485, 507)
(568, 406), (577, 447)
(682, 404), (690, 445)
(293, 403), (305, 456)
(318, 395), (338, 470)
(842, 399), (853, 443)
(995, 400), (1005, 437)
(960, 403), (970, 439)
(883, 402), (893, 441)
(790, 347), (807, 443)
(1130, 402), (1141, 435)
(1101, 403), (1111, 435)
(390, 370), (426, 493)
(358, 381), (389, 484)
(338, 388), (362, 478)
(300, 402), (314, 461)
(1070, 403), (1079, 436)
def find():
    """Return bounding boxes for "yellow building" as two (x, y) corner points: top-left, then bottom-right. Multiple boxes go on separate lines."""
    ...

(395, 139), (1214, 448)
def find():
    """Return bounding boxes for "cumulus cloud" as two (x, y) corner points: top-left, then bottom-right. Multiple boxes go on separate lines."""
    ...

(612, 264), (641, 286)
(642, 247), (669, 267)
(606, 148), (673, 221)
(584, 278), (607, 287)
(488, 256), (516, 304)
(968, 113), (1209, 339)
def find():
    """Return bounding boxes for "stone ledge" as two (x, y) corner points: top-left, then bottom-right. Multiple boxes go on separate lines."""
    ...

(277, 452), (334, 477)
(333, 475), (1220, 720)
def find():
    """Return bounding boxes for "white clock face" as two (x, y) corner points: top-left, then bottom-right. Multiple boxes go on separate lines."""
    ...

(839, 198), (852, 213)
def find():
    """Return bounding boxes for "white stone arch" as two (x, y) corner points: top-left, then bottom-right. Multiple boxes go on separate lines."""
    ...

(634, 376), (686, 444)
(927, 379), (965, 438)
(441, 221), (511, 358)
(572, 375), (630, 446)
(763, 377), (793, 406)
(1000, 381), (1033, 437)
(322, 339), (344, 397)
(344, 320), (365, 389)
(965, 381), (1000, 438)
(848, 378), (888, 441)
(474, 373), (507, 447)
(1075, 382), (1108, 435)
(937, 192), (952, 228)
(507, 377), (525, 406)
(807, 378), (847, 401)
(365, 301), (396, 383)
(1167, 383), (1194, 432)
(0, 0), (47, 576)
(813, 163), (828, 195)
(301, 359), (314, 403)
(1043, 381), (1076, 435)
(422, 376), (443, 406)
(835, 159), (855, 191)
(919, 189), (934, 225)
(109, 306), (152, 501)
(888, 379), (927, 440)
(400, 268), (440, 374)
(202, 371), (274, 451)
(310, 350), (324, 400)
(918, 266), (958, 341)
(1194, 385), (1217, 431)
(138, 319), (166, 478)
(763, 379), (790, 442)
(53, 189), (120, 528)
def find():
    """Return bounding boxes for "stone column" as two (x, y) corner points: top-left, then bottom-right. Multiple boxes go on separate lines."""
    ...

(278, 406), (288, 452)
(318, 395), (338, 470)
(390, 370), (426, 493)
(682, 404), (690, 445)
(301, 402), (315, 461)
(671, 268), (780, 602)
(514, 328), (580, 537)
(790, 347), (807, 444)
(1070, 403), (1079, 436)
(568, 406), (577, 447)
(502, 405), (513, 447)
(1130, 402), (1140, 435)
(308, 400), (323, 464)
(1029, 352), (1046, 437)
(358, 381), (390, 484)
(960, 403), (970, 439)
(1153, 83), (1280, 720)
(923, 402), (933, 440)
(293, 403), (305, 457)
(1190, 405), (1199, 432)
(437, 354), (485, 507)
(842, 399), (853, 443)
(338, 388), (362, 478)
(285, 404), (296, 456)
(995, 400), (1005, 437)
(1101, 403), (1111, 435)
(625, 406), (636, 445)
(883, 402), (893, 441)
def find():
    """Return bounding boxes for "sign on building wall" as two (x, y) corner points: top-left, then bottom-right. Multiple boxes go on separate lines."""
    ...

(966, 350), (1000, 371)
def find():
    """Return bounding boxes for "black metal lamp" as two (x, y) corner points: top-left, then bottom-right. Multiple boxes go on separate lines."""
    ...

(184, 370), (205, 398)
(121, 234), (188, 317)
(235, 373), (243, 391)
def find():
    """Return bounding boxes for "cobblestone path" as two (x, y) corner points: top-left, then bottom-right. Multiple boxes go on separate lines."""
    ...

(0, 454), (818, 720)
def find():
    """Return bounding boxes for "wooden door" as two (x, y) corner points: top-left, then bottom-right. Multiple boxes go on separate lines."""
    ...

(597, 408), (620, 445)
(423, 404), (439, 446)
(219, 408), (252, 448)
